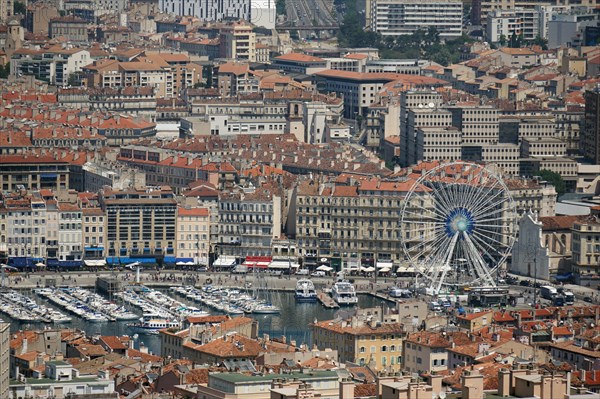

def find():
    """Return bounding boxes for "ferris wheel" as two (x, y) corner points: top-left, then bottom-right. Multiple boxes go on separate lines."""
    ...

(400, 161), (517, 294)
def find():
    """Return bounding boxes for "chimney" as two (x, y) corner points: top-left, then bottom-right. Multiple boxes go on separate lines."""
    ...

(462, 368), (484, 399)
(339, 377), (355, 399)
(428, 374), (443, 397)
(498, 368), (511, 397)
(21, 338), (28, 355)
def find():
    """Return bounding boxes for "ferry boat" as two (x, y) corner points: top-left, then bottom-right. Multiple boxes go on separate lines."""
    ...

(331, 280), (358, 306)
(127, 319), (180, 335)
(295, 279), (317, 302)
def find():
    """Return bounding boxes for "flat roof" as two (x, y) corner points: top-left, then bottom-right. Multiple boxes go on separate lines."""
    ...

(211, 370), (338, 383)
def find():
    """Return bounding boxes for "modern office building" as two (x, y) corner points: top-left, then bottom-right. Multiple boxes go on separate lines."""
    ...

(370, 0), (463, 39)
(100, 187), (177, 265)
(582, 86), (600, 164)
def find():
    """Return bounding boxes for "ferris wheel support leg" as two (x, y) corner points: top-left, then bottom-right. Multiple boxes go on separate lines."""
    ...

(462, 232), (496, 287)
(433, 233), (459, 295)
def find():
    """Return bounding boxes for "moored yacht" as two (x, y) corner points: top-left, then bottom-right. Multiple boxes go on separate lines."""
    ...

(331, 280), (358, 306)
(295, 279), (317, 302)
(127, 319), (180, 335)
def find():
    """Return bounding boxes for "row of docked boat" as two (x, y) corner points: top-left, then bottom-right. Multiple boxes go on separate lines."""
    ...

(171, 285), (281, 314)
(64, 288), (139, 321)
(36, 288), (128, 322)
(0, 290), (72, 323)
(115, 286), (208, 321)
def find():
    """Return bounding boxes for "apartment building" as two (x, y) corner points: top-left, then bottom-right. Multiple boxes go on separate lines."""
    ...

(48, 16), (88, 42)
(159, 0), (275, 28)
(0, 323), (8, 399)
(57, 202), (83, 267)
(176, 207), (210, 265)
(415, 126), (462, 163)
(294, 178), (433, 265)
(0, 196), (47, 267)
(487, 8), (540, 43)
(219, 22), (256, 62)
(312, 309), (405, 370)
(82, 208), (106, 261)
(582, 87), (600, 164)
(10, 48), (91, 87)
(399, 90), (444, 166)
(403, 331), (479, 374)
(370, 0), (463, 39)
(448, 105), (499, 146)
(405, 107), (453, 166)
(315, 71), (446, 119)
(100, 187), (177, 265)
(218, 185), (282, 257)
(0, 155), (70, 192)
(506, 178), (557, 217)
(571, 209), (600, 288)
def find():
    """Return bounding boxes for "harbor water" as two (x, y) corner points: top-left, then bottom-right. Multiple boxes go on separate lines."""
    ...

(8, 289), (392, 355)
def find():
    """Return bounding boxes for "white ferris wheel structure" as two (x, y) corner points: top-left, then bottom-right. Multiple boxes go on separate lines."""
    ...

(400, 161), (518, 295)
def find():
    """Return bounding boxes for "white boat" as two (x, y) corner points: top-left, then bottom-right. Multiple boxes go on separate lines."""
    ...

(127, 319), (180, 335)
(252, 303), (281, 314)
(331, 280), (358, 306)
(295, 279), (317, 302)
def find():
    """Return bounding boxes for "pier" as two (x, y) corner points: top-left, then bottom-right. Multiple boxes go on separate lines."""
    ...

(317, 291), (339, 308)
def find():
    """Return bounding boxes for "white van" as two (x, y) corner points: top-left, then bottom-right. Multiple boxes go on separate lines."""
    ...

(296, 269), (310, 276)
(311, 271), (326, 277)
(429, 301), (442, 311)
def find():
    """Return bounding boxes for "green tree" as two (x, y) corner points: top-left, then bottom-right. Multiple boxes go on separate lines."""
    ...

(499, 34), (507, 47)
(538, 169), (566, 196)
(13, 1), (25, 15)
(0, 63), (9, 79)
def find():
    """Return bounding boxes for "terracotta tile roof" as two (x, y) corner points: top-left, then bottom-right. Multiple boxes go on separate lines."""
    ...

(14, 351), (42, 362)
(177, 207), (209, 217)
(539, 215), (587, 231)
(493, 311), (516, 323)
(74, 344), (108, 357)
(126, 348), (162, 362)
(191, 334), (263, 358)
(99, 336), (128, 351)
(313, 319), (404, 336)
(354, 383), (376, 396)
(344, 53), (368, 60)
(405, 331), (480, 348)
(185, 368), (209, 384)
(275, 53), (325, 63)
(218, 62), (249, 75)
(458, 310), (493, 321)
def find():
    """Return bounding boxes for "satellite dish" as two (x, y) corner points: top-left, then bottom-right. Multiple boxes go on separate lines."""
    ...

(428, 102), (435, 108)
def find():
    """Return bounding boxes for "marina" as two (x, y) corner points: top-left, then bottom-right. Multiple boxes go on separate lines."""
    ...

(0, 290), (72, 323)
(4, 277), (392, 354)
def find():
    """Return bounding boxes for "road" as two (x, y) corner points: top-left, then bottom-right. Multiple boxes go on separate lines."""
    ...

(284, 0), (336, 40)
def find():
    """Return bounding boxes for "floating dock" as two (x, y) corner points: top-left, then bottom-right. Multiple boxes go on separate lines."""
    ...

(317, 291), (339, 308)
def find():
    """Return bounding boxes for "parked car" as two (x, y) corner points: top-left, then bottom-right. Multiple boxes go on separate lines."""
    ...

(583, 296), (593, 303)
(519, 280), (531, 287)
(296, 269), (310, 276)
(311, 271), (326, 277)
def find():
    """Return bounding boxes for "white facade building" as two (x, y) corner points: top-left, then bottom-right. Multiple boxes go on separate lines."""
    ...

(511, 211), (550, 281)
(370, 0), (463, 39)
(486, 8), (540, 43)
(58, 203), (83, 264)
(158, 0), (275, 29)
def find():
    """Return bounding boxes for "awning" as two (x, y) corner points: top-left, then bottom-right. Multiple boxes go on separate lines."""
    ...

(84, 260), (106, 267)
(378, 267), (391, 273)
(269, 261), (300, 269)
(85, 247), (104, 251)
(213, 256), (236, 267)
(376, 261), (393, 269)
(316, 265), (333, 272)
